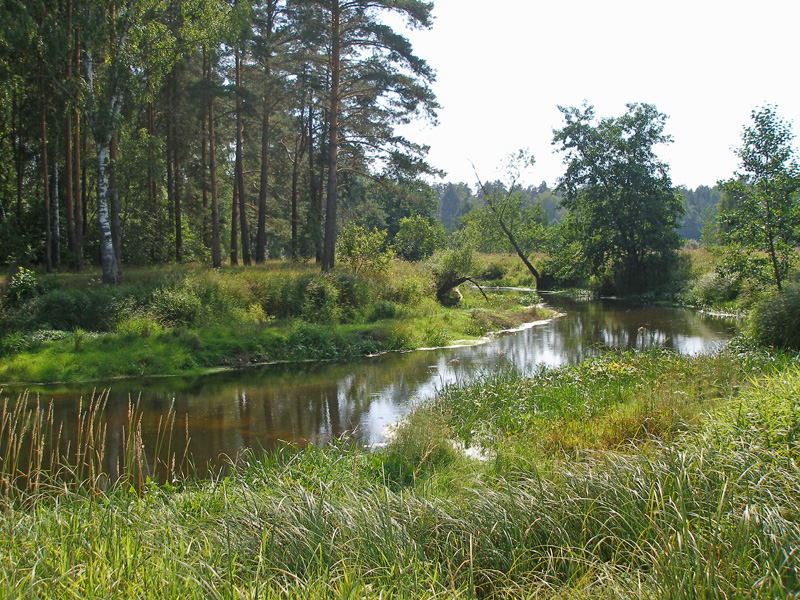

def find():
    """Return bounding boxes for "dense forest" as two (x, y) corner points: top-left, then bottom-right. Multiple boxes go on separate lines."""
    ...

(0, 0), (443, 282)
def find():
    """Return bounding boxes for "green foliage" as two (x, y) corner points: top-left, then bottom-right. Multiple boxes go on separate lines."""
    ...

(748, 284), (800, 349)
(336, 224), (394, 275)
(150, 287), (204, 327)
(380, 409), (458, 487)
(301, 275), (343, 324)
(691, 271), (739, 306)
(7, 266), (38, 303)
(552, 103), (684, 293)
(718, 106), (800, 291)
(427, 243), (478, 305)
(394, 215), (447, 261)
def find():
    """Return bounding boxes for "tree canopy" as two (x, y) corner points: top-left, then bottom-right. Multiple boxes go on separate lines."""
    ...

(718, 106), (800, 291)
(551, 102), (684, 292)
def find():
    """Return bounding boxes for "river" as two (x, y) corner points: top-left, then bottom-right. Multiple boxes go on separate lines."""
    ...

(8, 293), (738, 477)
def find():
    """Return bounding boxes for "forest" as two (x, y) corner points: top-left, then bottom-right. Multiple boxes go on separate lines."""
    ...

(1, 0), (725, 291)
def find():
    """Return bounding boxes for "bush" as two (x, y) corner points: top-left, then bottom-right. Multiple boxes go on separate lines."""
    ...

(428, 244), (478, 305)
(116, 314), (164, 338)
(6, 267), (39, 304)
(394, 215), (447, 261)
(301, 275), (342, 324)
(380, 408), (457, 487)
(748, 284), (800, 350)
(692, 272), (738, 306)
(10, 287), (130, 333)
(367, 300), (400, 322)
(150, 287), (203, 327)
(337, 225), (393, 275)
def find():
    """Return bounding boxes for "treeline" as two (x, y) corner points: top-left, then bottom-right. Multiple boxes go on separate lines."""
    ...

(435, 180), (723, 247)
(0, 0), (438, 282)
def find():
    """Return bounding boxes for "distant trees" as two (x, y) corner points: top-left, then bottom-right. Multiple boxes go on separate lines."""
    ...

(551, 102), (684, 292)
(719, 107), (800, 291)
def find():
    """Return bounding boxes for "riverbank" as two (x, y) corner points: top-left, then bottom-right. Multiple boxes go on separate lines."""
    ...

(1, 346), (797, 598)
(0, 262), (553, 385)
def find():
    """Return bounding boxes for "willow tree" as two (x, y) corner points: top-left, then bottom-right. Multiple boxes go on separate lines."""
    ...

(296, 0), (437, 271)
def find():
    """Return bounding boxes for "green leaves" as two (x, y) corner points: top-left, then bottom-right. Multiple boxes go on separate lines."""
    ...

(718, 106), (800, 291)
(552, 103), (683, 293)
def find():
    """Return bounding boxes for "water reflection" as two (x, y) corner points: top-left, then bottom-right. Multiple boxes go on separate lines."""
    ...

(13, 294), (738, 475)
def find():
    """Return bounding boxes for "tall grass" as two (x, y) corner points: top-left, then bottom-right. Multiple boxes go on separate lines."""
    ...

(0, 351), (798, 598)
(0, 390), (188, 505)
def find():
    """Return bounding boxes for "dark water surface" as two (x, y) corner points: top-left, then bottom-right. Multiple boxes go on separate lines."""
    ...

(10, 294), (738, 475)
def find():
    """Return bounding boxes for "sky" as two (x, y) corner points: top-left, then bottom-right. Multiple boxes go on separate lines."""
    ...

(394, 0), (800, 190)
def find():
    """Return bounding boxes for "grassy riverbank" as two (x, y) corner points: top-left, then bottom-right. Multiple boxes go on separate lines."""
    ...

(1, 346), (798, 598)
(0, 261), (550, 384)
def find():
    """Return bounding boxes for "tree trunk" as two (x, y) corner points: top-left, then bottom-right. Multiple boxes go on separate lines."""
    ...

(235, 48), (251, 265)
(290, 141), (301, 260)
(201, 50), (209, 251)
(110, 131), (122, 268)
(73, 25), (84, 271)
(231, 175), (239, 266)
(64, 113), (74, 255)
(147, 100), (158, 261)
(256, 85), (270, 264)
(40, 71), (52, 273)
(207, 62), (221, 268)
(95, 136), (120, 284)
(63, 0), (74, 254)
(321, 0), (341, 272)
(73, 109), (84, 270)
(12, 83), (22, 220)
(51, 150), (60, 266)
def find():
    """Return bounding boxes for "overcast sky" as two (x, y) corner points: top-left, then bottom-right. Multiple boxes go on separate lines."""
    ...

(395, 0), (800, 190)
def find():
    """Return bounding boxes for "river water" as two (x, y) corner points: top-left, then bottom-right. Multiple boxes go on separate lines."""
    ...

(9, 293), (738, 476)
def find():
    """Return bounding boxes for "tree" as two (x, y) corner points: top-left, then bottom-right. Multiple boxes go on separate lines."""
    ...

(394, 214), (446, 261)
(302, 0), (437, 272)
(719, 107), (800, 291)
(552, 102), (684, 292)
(471, 150), (546, 286)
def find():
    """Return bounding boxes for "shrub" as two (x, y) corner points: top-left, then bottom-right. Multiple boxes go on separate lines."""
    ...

(301, 275), (342, 324)
(7, 267), (38, 304)
(337, 224), (393, 275)
(150, 287), (203, 327)
(11, 287), (129, 332)
(748, 284), (800, 350)
(692, 272), (738, 306)
(428, 244), (478, 305)
(380, 408), (457, 487)
(117, 314), (164, 338)
(367, 300), (400, 322)
(394, 215), (447, 261)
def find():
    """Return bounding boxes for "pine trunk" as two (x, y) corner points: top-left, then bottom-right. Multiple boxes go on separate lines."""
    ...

(256, 87), (270, 264)
(321, 1), (341, 272)
(40, 71), (52, 273)
(207, 62), (221, 268)
(235, 49), (251, 265)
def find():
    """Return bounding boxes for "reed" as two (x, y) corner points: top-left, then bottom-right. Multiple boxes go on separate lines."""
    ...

(0, 389), (189, 506)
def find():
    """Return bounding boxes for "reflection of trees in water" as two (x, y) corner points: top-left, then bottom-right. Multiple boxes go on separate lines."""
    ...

(33, 299), (736, 476)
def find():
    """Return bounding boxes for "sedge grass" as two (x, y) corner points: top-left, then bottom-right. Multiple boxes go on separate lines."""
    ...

(0, 350), (798, 598)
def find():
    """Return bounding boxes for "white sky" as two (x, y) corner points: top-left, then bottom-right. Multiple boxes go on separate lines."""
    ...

(396, 0), (800, 189)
